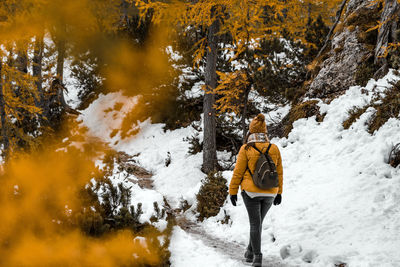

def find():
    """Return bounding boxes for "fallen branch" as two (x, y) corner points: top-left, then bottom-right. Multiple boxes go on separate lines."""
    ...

(315, 0), (349, 60)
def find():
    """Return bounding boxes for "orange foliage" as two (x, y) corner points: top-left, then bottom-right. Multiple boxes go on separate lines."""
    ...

(0, 0), (119, 43)
(135, 0), (342, 114)
(101, 27), (173, 96)
(213, 70), (249, 115)
(0, 125), (160, 266)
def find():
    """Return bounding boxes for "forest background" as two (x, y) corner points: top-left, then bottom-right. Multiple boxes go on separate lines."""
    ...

(0, 0), (399, 266)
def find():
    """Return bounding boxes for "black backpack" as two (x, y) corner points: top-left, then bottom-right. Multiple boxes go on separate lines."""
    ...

(245, 143), (279, 190)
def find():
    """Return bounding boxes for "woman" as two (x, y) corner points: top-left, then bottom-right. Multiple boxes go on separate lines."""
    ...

(229, 113), (283, 267)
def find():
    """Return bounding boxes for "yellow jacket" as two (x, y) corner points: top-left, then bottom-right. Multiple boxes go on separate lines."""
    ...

(229, 142), (283, 195)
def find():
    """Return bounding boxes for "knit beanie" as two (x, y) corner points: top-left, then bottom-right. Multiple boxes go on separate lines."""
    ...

(249, 113), (267, 134)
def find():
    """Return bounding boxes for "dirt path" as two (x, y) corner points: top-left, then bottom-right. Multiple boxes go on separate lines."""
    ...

(119, 151), (292, 266)
(115, 151), (154, 189)
(176, 217), (292, 267)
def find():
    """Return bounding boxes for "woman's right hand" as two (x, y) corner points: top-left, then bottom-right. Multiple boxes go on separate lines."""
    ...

(230, 195), (237, 206)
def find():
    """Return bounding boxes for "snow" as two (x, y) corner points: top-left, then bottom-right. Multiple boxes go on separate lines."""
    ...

(78, 70), (400, 266)
(201, 70), (400, 266)
(169, 227), (243, 267)
(79, 92), (205, 229)
(79, 92), (138, 143)
(63, 58), (79, 107)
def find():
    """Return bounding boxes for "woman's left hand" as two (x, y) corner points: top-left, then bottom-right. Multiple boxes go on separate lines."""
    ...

(273, 194), (282, 205)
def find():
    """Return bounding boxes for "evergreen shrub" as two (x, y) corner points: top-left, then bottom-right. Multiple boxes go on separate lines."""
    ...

(196, 171), (228, 221)
(76, 177), (145, 236)
(74, 154), (175, 266)
(184, 133), (203, 155)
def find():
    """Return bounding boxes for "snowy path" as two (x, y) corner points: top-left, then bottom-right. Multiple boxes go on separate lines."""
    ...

(174, 216), (291, 267)
(128, 161), (289, 267)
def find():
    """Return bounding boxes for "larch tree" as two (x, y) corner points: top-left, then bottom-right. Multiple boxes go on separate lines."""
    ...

(135, 0), (342, 173)
(0, 0), (121, 158)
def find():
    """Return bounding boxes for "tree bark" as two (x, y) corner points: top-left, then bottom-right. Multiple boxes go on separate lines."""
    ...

(15, 47), (28, 98)
(56, 39), (66, 80)
(33, 35), (44, 108)
(202, 8), (219, 174)
(374, 0), (400, 78)
(15, 49), (28, 74)
(0, 61), (9, 157)
(54, 38), (79, 115)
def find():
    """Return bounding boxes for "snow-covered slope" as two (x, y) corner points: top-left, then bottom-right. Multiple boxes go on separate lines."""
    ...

(204, 70), (400, 267)
(79, 71), (400, 266)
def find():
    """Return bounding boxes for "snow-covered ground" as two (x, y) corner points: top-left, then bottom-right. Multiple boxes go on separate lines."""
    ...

(78, 70), (400, 266)
(169, 227), (244, 267)
(203, 71), (400, 267)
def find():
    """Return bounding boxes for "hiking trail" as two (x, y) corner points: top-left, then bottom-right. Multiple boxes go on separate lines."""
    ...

(121, 152), (291, 267)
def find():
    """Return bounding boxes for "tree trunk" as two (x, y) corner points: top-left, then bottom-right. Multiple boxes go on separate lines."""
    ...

(54, 38), (79, 115)
(374, 0), (400, 78)
(0, 61), (9, 157)
(56, 39), (66, 80)
(202, 9), (219, 174)
(15, 47), (28, 98)
(241, 86), (250, 143)
(15, 49), (28, 74)
(33, 35), (44, 108)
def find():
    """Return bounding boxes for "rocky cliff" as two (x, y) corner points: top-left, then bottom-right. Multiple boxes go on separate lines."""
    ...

(308, 0), (400, 98)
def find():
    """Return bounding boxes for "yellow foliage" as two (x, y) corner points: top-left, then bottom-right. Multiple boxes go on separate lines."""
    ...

(0, 0), (119, 44)
(213, 70), (249, 115)
(101, 27), (173, 96)
(0, 127), (160, 266)
(135, 0), (342, 114)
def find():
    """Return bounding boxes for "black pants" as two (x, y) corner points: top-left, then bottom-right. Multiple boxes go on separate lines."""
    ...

(241, 191), (274, 255)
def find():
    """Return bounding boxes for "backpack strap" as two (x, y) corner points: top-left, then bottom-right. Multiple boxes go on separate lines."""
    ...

(246, 165), (253, 177)
(250, 143), (262, 154)
(264, 143), (274, 171)
(265, 143), (272, 155)
(250, 143), (272, 155)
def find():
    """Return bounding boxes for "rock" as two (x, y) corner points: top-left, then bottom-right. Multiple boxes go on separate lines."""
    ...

(345, 0), (369, 16)
(307, 0), (378, 98)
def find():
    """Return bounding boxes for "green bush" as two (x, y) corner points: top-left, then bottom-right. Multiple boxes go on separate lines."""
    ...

(76, 177), (145, 236)
(196, 171), (228, 221)
(73, 155), (175, 266)
(184, 133), (203, 155)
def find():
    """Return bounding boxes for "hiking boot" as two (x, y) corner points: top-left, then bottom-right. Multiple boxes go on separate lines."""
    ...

(244, 249), (253, 263)
(252, 253), (262, 267)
